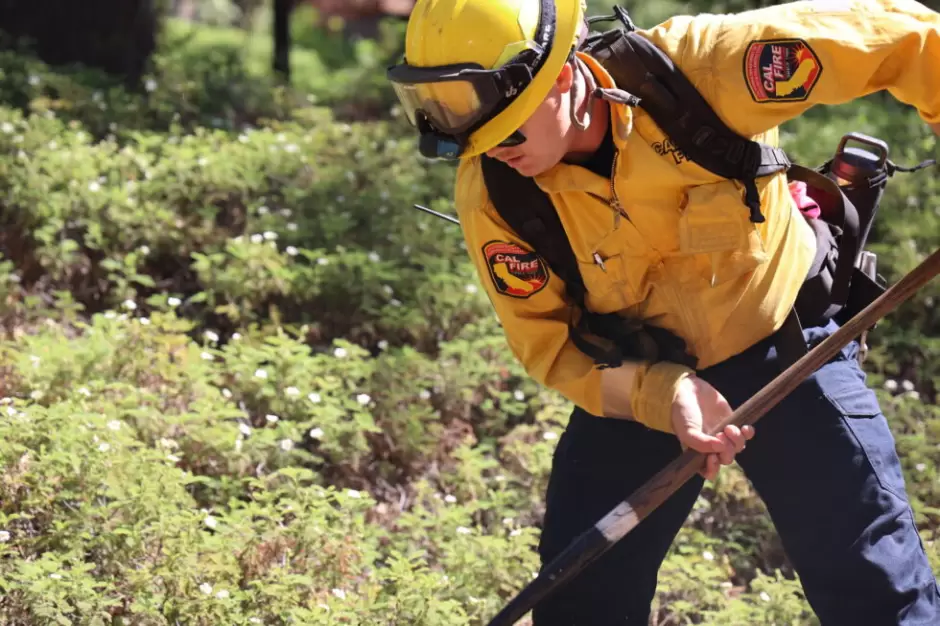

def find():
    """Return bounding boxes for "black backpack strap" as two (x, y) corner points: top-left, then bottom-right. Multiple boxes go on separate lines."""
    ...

(480, 155), (696, 369)
(581, 27), (791, 223)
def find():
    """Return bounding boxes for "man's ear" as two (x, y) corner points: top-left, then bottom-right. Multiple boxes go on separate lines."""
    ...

(555, 60), (575, 94)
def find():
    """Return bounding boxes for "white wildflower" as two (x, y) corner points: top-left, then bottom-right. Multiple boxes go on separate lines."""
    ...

(382, 285), (394, 296)
(907, 390), (921, 401)
(543, 432), (558, 441)
(254, 369), (268, 380)
(250, 234), (263, 244)
(215, 589), (229, 599)
(503, 517), (514, 526)
(199, 582), (213, 595)
(78, 387), (91, 397)
(0, 122), (13, 134)
(377, 340), (389, 351)
(263, 231), (277, 241)
(88, 181), (100, 192)
(280, 208), (293, 217)
(249, 619), (262, 624)
(200, 352), (214, 361)
(916, 463), (927, 472)
(902, 379), (915, 392)
(104, 311), (116, 319)
(286, 246), (298, 256)
(30, 390), (43, 400)
(347, 489), (362, 499)
(28, 75), (41, 86)
(444, 494), (457, 504)
(235, 439), (243, 452)
(285, 386), (300, 398)
(465, 284), (478, 294)
(138, 317), (150, 325)
(265, 414), (279, 423)
(166, 454), (180, 463)
(279, 439), (293, 451)
(287, 222), (298, 232)
(239, 423), (252, 436)
(357, 393), (371, 406)
(703, 550), (714, 561)
(419, 389), (431, 400)
(317, 257), (330, 267)
(332, 588), (347, 600)
(308, 392), (322, 404)
(145, 78), (157, 92)
(257, 205), (269, 215)
(49, 573), (62, 580)
(510, 529), (523, 537)
(334, 347), (347, 358)
(139, 245), (150, 256)
(222, 388), (232, 399)
(514, 390), (525, 401)
(98, 443), (110, 452)
(456, 526), (472, 535)
(107, 420), (122, 431)
(197, 157), (209, 167)
(309, 427), (324, 440)
(204, 515), (218, 529)
(0, 530), (10, 542)
(760, 591), (771, 602)
(122, 299), (137, 311)
(885, 379), (898, 392)
(390, 298), (402, 307)
(368, 251), (381, 262)
(205, 330), (219, 343)
(231, 333), (241, 340)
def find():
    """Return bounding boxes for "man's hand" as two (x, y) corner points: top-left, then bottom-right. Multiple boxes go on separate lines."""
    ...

(671, 375), (754, 481)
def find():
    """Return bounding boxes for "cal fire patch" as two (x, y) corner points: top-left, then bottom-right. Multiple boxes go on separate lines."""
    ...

(744, 39), (822, 103)
(483, 240), (549, 299)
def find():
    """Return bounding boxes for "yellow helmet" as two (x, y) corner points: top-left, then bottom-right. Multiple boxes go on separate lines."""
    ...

(388, 0), (587, 159)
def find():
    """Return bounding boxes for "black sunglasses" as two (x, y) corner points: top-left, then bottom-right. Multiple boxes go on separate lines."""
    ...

(498, 129), (527, 148)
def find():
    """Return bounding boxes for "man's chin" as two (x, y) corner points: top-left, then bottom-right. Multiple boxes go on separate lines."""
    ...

(510, 159), (544, 178)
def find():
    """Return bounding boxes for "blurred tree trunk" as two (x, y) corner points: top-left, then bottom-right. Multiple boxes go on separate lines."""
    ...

(273, 0), (294, 79)
(0, 0), (161, 88)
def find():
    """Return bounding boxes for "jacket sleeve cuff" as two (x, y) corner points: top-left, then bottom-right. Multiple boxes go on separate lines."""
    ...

(630, 362), (696, 434)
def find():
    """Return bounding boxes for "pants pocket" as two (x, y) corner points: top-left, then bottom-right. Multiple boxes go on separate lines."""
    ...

(817, 359), (909, 502)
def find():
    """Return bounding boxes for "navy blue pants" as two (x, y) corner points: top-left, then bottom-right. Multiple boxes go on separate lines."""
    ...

(532, 321), (940, 625)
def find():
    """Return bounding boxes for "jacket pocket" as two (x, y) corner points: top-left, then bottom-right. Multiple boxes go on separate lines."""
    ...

(577, 252), (631, 314)
(677, 180), (769, 286)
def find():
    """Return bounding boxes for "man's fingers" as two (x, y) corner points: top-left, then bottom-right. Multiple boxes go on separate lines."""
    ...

(682, 429), (725, 455)
(742, 424), (755, 440)
(699, 453), (718, 480)
(723, 425), (747, 453)
(715, 432), (735, 465)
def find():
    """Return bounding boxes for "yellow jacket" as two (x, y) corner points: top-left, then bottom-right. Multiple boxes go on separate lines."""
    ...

(455, 0), (940, 433)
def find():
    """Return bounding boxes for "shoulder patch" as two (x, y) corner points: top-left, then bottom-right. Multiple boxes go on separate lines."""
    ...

(743, 39), (822, 103)
(482, 240), (549, 299)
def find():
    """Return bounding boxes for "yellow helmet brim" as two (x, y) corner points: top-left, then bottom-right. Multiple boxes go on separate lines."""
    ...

(461, 0), (586, 158)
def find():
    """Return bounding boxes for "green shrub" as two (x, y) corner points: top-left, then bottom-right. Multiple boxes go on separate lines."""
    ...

(0, 12), (937, 626)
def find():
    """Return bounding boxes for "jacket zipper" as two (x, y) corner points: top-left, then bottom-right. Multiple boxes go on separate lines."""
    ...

(609, 151), (627, 227)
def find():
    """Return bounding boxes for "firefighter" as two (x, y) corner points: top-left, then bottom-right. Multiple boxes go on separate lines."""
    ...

(388, 0), (940, 623)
